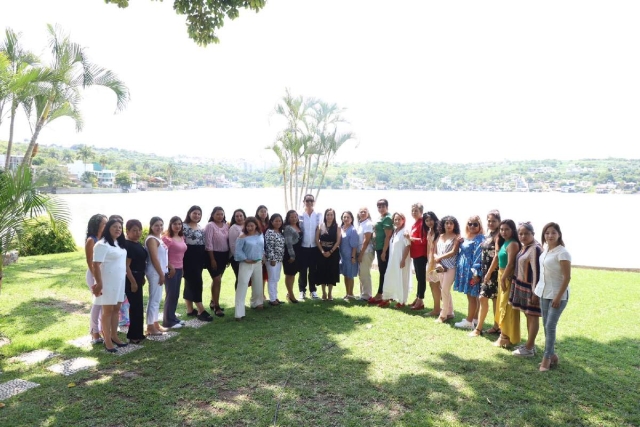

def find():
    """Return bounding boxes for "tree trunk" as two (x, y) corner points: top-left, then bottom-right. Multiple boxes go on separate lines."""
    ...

(22, 99), (51, 166)
(5, 101), (18, 170)
(315, 156), (331, 202)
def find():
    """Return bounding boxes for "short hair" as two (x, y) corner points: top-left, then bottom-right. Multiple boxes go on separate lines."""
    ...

(357, 207), (371, 224)
(184, 205), (202, 224)
(377, 199), (388, 207)
(498, 219), (521, 250)
(438, 215), (460, 235)
(303, 194), (314, 202)
(126, 219), (142, 232)
(102, 219), (126, 247)
(268, 213), (283, 232)
(284, 210), (300, 227)
(465, 215), (485, 237)
(243, 216), (261, 235)
(541, 222), (565, 247)
(86, 214), (107, 239)
(167, 216), (184, 237)
(411, 203), (424, 213)
(340, 211), (355, 227)
(392, 212), (406, 228)
(230, 209), (246, 227)
(208, 206), (226, 223)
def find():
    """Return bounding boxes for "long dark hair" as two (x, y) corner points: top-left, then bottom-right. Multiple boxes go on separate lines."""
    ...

(102, 219), (126, 247)
(541, 222), (566, 247)
(184, 205), (202, 225)
(422, 211), (439, 241)
(86, 214), (106, 239)
(498, 219), (521, 250)
(268, 213), (283, 233)
(255, 205), (269, 226)
(243, 216), (261, 235)
(166, 216), (184, 237)
(208, 206), (226, 223)
(487, 210), (501, 239)
(438, 215), (460, 235)
(284, 210), (299, 227)
(230, 209), (246, 227)
(320, 208), (337, 234)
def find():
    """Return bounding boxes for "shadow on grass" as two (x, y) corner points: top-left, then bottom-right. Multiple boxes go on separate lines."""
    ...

(1, 298), (84, 336)
(1, 300), (638, 426)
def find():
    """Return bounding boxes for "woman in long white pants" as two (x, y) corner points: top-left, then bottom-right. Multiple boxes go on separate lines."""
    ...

(145, 217), (168, 335)
(234, 217), (265, 320)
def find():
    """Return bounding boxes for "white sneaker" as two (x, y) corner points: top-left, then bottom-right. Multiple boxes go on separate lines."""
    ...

(311, 291), (320, 300)
(170, 323), (183, 329)
(512, 347), (535, 357)
(454, 319), (475, 329)
(299, 291), (306, 300)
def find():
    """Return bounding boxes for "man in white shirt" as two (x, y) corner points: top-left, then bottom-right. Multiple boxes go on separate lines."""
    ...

(298, 194), (322, 300)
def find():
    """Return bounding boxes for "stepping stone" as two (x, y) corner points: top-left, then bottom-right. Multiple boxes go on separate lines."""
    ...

(0, 379), (40, 401)
(67, 336), (93, 349)
(146, 331), (178, 342)
(10, 350), (58, 365)
(0, 337), (10, 348)
(48, 358), (98, 376)
(117, 326), (129, 334)
(111, 343), (143, 356)
(183, 319), (210, 329)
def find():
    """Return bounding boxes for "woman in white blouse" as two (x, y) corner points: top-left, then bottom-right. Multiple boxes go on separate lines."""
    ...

(533, 222), (572, 372)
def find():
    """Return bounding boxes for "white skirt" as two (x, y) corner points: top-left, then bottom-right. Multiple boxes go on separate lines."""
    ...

(93, 276), (125, 305)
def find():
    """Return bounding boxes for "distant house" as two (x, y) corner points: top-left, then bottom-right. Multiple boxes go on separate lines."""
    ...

(66, 161), (116, 187)
(0, 154), (23, 171)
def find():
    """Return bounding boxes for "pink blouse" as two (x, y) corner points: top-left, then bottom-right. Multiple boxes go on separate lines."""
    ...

(162, 235), (187, 269)
(204, 222), (230, 252)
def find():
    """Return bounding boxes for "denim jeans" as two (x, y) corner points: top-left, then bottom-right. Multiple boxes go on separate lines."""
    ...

(541, 298), (568, 359)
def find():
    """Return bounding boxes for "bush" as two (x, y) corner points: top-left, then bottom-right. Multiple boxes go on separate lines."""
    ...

(19, 217), (78, 256)
(139, 226), (149, 245)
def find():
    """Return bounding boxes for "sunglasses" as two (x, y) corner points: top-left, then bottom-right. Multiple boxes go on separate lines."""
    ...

(468, 222), (479, 227)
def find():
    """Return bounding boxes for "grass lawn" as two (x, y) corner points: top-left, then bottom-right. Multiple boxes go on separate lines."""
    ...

(0, 252), (639, 426)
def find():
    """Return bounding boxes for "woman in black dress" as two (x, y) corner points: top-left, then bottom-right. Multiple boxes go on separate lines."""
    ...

(124, 219), (147, 343)
(283, 210), (302, 303)
(315, 208), (342, 301)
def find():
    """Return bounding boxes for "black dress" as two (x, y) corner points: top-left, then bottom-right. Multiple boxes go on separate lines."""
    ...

(316, 225), (340, 285)
(125, 239), (147, 341)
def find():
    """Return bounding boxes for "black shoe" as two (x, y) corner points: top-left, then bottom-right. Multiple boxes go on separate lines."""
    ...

(186, 309), (198, 317)
(197, 311), (214, 322)
(113, 340), (129, 348)
(209, 301), (216, 310)
(214, 305), (225, 317)
(104, 344), (118, 353)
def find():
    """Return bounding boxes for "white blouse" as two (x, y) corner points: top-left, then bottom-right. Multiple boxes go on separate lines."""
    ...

(534, 245), (572, 300)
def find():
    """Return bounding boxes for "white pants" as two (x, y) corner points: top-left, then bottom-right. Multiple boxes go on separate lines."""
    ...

(86, 270), (102, 334)
(438, 268), (456, 318)
(358, 251), (374, 299)
(266, 262), (282, 302)
(146, 270), (164, 325)
(236, 262), (264, 318)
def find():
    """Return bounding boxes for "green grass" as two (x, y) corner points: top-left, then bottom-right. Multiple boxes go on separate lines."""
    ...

(0, 252), (639, 426)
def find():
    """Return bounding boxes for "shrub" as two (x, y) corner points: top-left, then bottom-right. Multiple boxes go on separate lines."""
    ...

(139, 226), (149, 245)
(19, 217), (78, 256)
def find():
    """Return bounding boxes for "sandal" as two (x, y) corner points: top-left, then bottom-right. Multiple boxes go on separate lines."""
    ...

(214, 305), (225, 317)
(486, 327), (501, 334)
(468, 328), (483, 337)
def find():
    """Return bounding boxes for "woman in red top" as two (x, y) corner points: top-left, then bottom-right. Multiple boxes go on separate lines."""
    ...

(408, 203), (429, 310)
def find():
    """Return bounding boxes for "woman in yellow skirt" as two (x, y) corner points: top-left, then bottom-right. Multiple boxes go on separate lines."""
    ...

(485, 219), (520, 346)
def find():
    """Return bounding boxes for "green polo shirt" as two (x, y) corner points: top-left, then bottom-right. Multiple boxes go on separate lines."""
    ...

(374, 213), (393, 250)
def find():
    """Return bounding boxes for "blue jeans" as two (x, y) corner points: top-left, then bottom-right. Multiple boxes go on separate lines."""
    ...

(163, 268), (183, 327)
(541, 298), (568, 359)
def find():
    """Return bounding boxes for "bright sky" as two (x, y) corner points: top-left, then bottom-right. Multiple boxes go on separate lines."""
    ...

(1, 0), (639, 163)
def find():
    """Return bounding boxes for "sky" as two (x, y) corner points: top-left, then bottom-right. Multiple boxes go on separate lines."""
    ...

(1, 0), (639, 164)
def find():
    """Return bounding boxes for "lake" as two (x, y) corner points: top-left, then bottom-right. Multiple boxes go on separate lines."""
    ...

(58, 188), (639, 269)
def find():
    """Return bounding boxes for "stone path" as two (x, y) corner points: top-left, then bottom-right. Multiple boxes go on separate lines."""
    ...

(48, 358), (98, 376)
(0, 379), (40, 401)
(146, 331), (178, 342)
(183, 319), (210, 329)
(9, 350), (58, 365)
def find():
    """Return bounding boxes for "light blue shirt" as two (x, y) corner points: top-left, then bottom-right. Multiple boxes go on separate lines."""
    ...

(234, 234), (265, 262)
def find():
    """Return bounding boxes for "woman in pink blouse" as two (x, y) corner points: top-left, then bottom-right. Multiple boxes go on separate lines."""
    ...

(204, 207), (229, 317)
(162, 216), (188, 329)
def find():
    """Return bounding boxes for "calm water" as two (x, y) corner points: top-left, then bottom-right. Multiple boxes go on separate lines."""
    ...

(59, 188), (639, 269)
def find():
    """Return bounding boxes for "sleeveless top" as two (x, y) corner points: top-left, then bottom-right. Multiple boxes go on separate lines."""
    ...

(498, 239), (515, 269)
(145, 235), (169, 274)
(437, 237), (457, 269)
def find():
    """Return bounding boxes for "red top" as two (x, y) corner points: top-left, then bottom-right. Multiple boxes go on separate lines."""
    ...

(410, 219), (428, 258)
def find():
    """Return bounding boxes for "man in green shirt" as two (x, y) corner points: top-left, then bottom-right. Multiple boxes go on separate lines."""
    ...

(369, 198), (393, 303)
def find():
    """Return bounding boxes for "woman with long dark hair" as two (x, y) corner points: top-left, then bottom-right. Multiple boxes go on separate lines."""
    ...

(265, 213), (285, 305)
(315, 208), (341, 301)
(182, 205), (213, 322)
(204, 206), (229, 317)
(162, 216), (187, 329)
(234, 217), (265, 319)
(85, 214), (107, 344)
(92, 219), (128, 353)
(256, 205), (269, 300)
(534, 222), (572, 371)
(283, 210), (302, 303)
(124, 219), (147, 343)
(423, 211), (441, 316)
(145, 217), (168, 336)
(434, 216), (460, 323)
(339, 211), (359, 300)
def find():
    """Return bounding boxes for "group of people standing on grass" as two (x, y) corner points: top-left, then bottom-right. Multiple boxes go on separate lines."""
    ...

(83, 195), (572, 371)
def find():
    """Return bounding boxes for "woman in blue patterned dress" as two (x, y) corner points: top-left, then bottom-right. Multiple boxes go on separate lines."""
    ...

(453, 215), (485, 330)
(339, 211), (359, 300)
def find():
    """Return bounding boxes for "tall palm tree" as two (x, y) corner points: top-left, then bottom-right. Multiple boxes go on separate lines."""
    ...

(1, 28), (42, 170)
(0, 165), (69, 291)
(76, 144), (94, 172)
(21, 24), (129, 166)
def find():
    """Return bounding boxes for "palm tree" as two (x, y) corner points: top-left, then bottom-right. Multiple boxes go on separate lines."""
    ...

(0, 28), (42, 170)
(0, 165), (69, 291)
(98, 155), (108, 170)
(76, 144), (94, 171)
(21, 24), (129, 166)
(166, 162), (177, 187)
